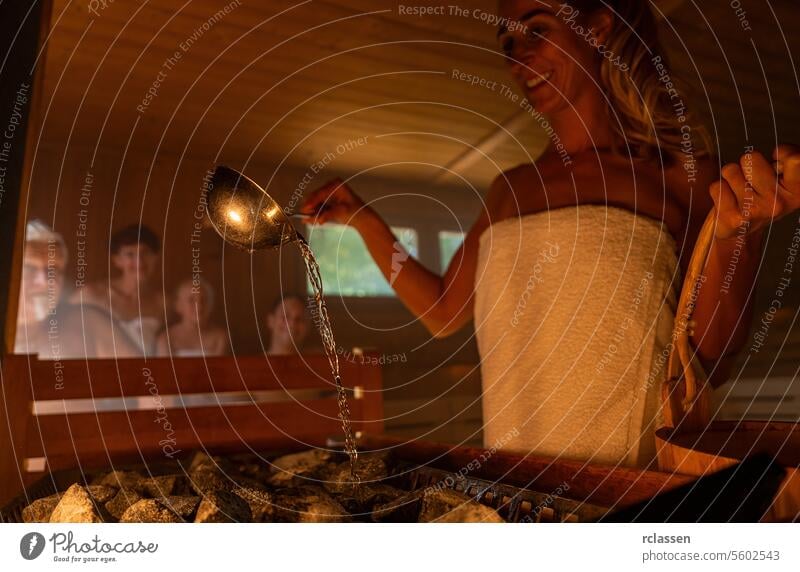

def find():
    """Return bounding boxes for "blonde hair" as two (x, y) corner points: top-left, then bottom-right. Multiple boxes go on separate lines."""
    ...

(26, 219), (68, 262)
(566, 0), (712, 165)
(176, 276), (215, 309)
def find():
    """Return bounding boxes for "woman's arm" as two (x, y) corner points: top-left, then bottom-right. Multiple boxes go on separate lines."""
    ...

(692, 145), (800, 381)
(300, 174), (511, 338)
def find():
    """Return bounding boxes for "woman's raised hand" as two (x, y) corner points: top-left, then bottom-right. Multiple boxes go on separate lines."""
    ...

(711, 144), (800, 239)
(299, 178), (367, 226)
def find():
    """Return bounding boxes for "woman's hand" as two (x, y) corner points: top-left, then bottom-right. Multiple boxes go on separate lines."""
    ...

(710, 144), (800, 239)
(299, 178), (368, 226)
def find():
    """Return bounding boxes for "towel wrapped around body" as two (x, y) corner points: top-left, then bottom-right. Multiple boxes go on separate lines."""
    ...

(474, 205), (680, 468)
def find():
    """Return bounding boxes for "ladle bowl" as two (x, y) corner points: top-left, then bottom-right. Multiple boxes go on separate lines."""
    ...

(206, 165), (301, 252)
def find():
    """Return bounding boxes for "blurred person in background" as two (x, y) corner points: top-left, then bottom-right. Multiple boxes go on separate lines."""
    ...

(155, 277), (229, 357)
(16, 220), (141, 359)
(266, 294), (311, 356)
(72, 223), (165, 356)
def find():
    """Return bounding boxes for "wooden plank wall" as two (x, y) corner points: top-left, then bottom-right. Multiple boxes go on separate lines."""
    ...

(23, 141), (484, 446)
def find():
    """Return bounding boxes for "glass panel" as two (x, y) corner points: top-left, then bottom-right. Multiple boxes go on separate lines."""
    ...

(305, 224), (418, 297)
(438, 230), (465, 272)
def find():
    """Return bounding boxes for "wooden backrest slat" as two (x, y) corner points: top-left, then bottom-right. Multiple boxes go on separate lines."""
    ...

(1, 353), (384, 503)
(26, 401), (346, 472)
(28, 354), (363, 400)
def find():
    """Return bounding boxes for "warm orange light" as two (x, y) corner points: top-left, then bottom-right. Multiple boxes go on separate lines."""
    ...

(227, 209), (243, 224)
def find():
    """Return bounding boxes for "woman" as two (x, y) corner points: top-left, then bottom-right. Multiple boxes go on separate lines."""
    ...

(155, 278), (229, 357)
(72, 224), (166, 356)
(302, 0), (800, 467)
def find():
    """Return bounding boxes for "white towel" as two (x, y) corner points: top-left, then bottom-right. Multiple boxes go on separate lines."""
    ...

(474, 205), (680, 468)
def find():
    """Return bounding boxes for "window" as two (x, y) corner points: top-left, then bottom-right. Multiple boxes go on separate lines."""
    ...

(305, 223), (418, 297)
(438, 230), (465, 272)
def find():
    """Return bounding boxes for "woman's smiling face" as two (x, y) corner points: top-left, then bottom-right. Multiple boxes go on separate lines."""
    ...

(496, 0), (610, 115)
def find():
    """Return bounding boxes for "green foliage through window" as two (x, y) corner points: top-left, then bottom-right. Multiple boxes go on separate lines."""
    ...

(305, 224), (418, 297)
(438, 230), (465, 272)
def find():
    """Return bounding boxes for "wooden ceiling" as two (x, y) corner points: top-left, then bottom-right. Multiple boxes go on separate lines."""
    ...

(38, 0), (800, 189)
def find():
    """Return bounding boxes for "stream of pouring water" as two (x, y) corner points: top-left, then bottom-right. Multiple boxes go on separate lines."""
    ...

(296, 239), (361, 485)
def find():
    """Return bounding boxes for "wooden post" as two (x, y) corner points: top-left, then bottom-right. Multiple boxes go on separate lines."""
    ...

(0, 356), (33, 507)
(0, 0), (52, 355)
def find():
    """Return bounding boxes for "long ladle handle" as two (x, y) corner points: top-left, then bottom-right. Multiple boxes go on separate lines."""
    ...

(663, 210), (716, 431)
(664, 160), (785, 431)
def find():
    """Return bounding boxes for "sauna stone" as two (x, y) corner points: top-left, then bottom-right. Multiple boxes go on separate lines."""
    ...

(95, 470), (146, 493)
(188, 468), (232, 495)
(186, 452), (236, 495)
(106, 489), (144, 521)
(268, 449), (335, 487)
(271, 449), (333, 472)
(337, 484), (407, 516)
(22, 493), (62, 523)
(234, 487), (274, 521)
(49, 484), (104, 523)
(419, 489), (504, 523)
(272, 486), (350, 523)
(21, 449), (510, 523)
(371, 489), (425, 522)
(142, 475), (186, 497)
(86, 485), (119, 504)
(187, 451), (231, 473)
(324, 455), (389, 494)
(195, 490), (252, 523)
(160, 496), (201, 520)
(232, 474), (269, 492)
(229, 453), (273, 482)
(120, 499), (183, 523)
(188, 451), (215, 471)
(237, 463), (272, 483)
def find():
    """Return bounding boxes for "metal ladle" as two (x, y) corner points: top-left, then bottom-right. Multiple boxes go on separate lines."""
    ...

(204, 165), (361, 481)
(206, 165), (313, 252)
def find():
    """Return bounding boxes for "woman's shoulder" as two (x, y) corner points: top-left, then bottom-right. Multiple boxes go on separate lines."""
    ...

(485, 163), (546, 221)
(486, 158), (597, 221)
(484, 151), (717, 218)
(487, 154), (712, 234)
(492, 163), (545, 190)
